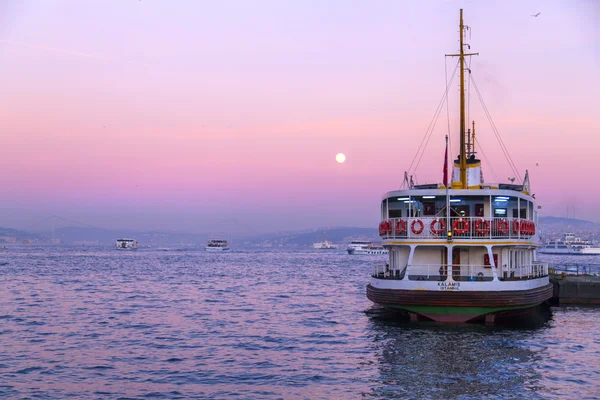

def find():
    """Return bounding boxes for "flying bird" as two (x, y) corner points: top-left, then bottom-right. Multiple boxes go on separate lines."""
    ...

(531, 12), (541, 17)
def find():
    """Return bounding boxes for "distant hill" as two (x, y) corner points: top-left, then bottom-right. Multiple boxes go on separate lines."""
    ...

(7, 215), (599, 248)
(538, 216), (596, 226)
(32, 225), (379, 248)
(0, 227), (42, 242)
(49, 226), (204, 246)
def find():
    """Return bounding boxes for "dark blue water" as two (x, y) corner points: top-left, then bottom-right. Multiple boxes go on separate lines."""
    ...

(1, 247), (599, 399)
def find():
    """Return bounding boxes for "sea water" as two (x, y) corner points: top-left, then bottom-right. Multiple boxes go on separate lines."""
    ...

(0, 246), (598, 399)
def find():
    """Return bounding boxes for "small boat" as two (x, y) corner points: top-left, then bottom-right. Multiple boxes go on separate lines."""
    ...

(348, 242), (388, 255)
(313, 230), (338, 249)
(205, 239), (230, 252)
(538, 232), (600, 255)
(347, 240), (371, 254)
(312, 240), (338, 249)
(116, 238), (138, 250)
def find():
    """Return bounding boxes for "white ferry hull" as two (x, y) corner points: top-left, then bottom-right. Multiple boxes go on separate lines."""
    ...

(116, 239), (138, 250)
(348, 248), (388, 255)
(205, 247), (230, 252)
(538, 248), (600, 255)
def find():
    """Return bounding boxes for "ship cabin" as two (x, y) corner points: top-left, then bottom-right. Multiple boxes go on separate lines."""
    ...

(376, 183), (547, 284)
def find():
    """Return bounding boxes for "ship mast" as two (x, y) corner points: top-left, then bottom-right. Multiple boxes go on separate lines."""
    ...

(446, 9), (478, 188)
(459, 9), (467, 187)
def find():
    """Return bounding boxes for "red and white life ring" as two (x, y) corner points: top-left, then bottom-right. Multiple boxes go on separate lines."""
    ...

(521, 220), (531, 236)
(411, 219), (424, 235)
(430, 218), (446, 235)
(453, 218), (469, 235)
(512, 219), (521, 235)
(475, 219), (490, 235)
(497, 219), (509, 235)
(395, 219), (406, 234)
(379, 220), (391, 236)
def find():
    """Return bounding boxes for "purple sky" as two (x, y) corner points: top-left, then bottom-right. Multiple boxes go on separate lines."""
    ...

(0, 0), (598, 233)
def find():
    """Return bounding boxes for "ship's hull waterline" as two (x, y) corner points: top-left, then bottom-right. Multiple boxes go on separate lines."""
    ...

(366, 283), (553, 323)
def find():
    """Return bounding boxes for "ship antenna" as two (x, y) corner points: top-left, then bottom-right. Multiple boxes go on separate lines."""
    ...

(446, 9), (478, 188)
(472, 121), (476, 155)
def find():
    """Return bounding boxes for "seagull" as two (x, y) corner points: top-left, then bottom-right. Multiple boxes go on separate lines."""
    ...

(536, 163), (539, 166)
(531, 12), (541, 17)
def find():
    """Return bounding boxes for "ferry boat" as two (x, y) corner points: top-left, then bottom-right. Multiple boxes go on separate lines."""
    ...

(348, 241), (389, 255)
(312, 231), (338, 249)
(347, 240), (372, 254)
(116, 238), (138, 250)
(312, 240), (338, 249)
(538, 233), (600, 255)
(205, 239), (230, 252)
(366, 9), (552, 324)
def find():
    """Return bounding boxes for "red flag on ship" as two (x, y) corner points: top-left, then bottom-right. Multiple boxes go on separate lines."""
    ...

(443, 137), (448, 186)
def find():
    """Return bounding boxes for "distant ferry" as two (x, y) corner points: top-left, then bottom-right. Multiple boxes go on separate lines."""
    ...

(312, 230), (338, 249)
(205, 239), (230, 252)
(312, 240), (338, 250)
(538, 233), (600, 255)
(347, 241), (388, 255)
(116, 238), (138, 250)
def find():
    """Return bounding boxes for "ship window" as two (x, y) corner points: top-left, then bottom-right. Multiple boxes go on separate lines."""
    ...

(494, 208), (507, 217)
(423, 202), (435, 216)
(389, 210), (402, 218)
(512, 208), (527, 218)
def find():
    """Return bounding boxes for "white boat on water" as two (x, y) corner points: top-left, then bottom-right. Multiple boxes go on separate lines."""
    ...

(312, 230), (338, 249)
(366, 9), (552, 324)
(205, 239), (230, 252)
(347, 241), (388, 255)
(116, 238), (138, 250)
(312, 240), (338, 249)
(538, 233), (600, 255)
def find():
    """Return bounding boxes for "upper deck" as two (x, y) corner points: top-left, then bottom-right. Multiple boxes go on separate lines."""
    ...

(379, 187), (538, 243)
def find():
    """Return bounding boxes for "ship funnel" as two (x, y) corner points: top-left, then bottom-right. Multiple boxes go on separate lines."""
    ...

(452, 156), (483, 188)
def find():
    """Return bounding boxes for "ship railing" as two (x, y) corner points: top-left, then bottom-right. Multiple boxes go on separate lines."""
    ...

(380, 217), (537, 240)
(407, 264), (494, 282)
(371, 262), (404, 279)
(549, 264), (599, 277)
(500, 262), (549, 281)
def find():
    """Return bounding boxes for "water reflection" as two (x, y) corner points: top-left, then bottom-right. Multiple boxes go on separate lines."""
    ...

(366, 307), (552, 399)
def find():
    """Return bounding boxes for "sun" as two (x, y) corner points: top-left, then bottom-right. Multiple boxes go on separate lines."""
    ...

(335, 153), (346, 164)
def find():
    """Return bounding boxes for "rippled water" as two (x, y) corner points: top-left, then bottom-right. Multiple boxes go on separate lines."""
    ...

(1, 246), (599, 399)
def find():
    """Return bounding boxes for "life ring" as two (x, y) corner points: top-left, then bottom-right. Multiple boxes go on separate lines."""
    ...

(497, 219), (509, 235)
(430, 218), (446, 235)
(379, 220), (391, 236)
(395, 219), (406, 234)
(453, 218), (469, 235)
(475, 219), (490, 235)
(411, 219), (424, 235)
(512, 219), (520, 235)
(521, 220), (530, 236)
(525, 221), (531, 235)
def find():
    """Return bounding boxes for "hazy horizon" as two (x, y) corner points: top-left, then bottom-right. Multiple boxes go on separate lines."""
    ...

(1, 0), (598, 233)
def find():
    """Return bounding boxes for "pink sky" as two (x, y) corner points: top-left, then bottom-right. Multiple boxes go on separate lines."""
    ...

(0, 0), (598, 233)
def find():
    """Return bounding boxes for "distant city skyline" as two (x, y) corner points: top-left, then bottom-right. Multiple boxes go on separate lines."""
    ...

(0, 0), (598, 232)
